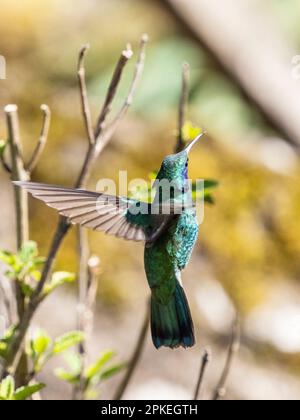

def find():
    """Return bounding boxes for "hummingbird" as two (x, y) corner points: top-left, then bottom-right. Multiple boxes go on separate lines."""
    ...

(15, 133), (204, 349)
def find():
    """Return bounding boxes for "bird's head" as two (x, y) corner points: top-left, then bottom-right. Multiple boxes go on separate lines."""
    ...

(156, 132), (205, 182)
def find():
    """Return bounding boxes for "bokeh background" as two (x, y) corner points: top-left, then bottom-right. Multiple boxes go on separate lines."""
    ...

(1, 0), (300, 400)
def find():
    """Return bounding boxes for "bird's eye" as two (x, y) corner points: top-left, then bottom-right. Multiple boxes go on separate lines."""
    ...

(185, 159), (189, 168)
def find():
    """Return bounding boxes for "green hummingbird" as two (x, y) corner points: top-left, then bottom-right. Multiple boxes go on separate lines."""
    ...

(15, 133), (204, 349)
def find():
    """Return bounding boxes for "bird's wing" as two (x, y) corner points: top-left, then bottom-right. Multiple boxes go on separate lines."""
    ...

(14, 182), (148, 242)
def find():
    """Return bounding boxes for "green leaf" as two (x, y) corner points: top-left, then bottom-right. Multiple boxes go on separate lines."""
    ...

(55, 352), (82, 385)
(204, 179), (219, 190)
(149, 171), (158, 180)
(52, 331), (84, 355)
(182, 121), (202, 143)
(30, 270), (42, 282)
(100, 363), (125, 381)
(85, 350), (115, 380)
(0, 376), (15, 400)
(63, 351), (82, 373)
(45, 271), (76, 295)
(0, 140), (6, 158)
(32, 256), (46, 267)
(55, 368), (80, 385)
(13, 383), (44, 400)
(1, 325), (17, 344)
(0, 327), (16, 359)
(204, 195), (215, 205)
(0, 250), (15, 266)
(20, 282), (34, 297)
(191, 179), (219, 205)
(18, 241), (38, 263)
(31, 331), (52, 358)
(0, 342), (7, 359)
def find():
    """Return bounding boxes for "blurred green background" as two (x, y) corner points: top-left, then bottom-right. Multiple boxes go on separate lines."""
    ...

(1, 0), (300, 400)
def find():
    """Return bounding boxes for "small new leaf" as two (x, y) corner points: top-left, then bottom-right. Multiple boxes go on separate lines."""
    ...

(192, 179), (219, 205)
(85, 350), (116, 380)
(63, 351), (82, 373)
(0, 140), (6, 158)
(100, 363), (125, 381)
(204, 179), (219, 190)
(55, 369), (80, 385)
(13, 383), (45, 400)
(0, 375), (15, 400)
(45, 271), (76, 295)
(20, 282), (34, 297)
(182, 121), (202, 143)
(2, 325), (17, 340)
(18, 241), (38, 263)
(31, 331), (52, 358)
(0, 342), (7, 359)
(0, 250), (15, 266)
(52, 331), (84, 355)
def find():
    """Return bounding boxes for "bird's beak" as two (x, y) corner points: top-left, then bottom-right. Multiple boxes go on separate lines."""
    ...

(184, 131), (206, 154)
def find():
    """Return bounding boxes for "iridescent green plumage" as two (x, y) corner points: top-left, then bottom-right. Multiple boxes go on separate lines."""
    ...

(144, 150), (199, 348)
(15, 134), (203, 349)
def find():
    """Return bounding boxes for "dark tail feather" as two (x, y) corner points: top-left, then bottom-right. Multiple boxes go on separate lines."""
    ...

(151, 282), (195, 349)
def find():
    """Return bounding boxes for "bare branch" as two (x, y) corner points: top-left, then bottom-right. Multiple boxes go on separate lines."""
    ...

(212, 314), (240, 401)
(193, 348), (211, 400)
(77, 228), (90, 340)
(5, 105), (29, 249)
(77, 44), (95, 146)
(176, 62), (190, 152)
(105, 34), (148, 138)
(74, 228), (100, 400)
(76, 35), (147, 188)
(26, 105), (51, 173)
(4, 104), (29, 385)
(95, 47), (133, 139)
(113, 300), (150, 400)
(86, 256), (100, 318)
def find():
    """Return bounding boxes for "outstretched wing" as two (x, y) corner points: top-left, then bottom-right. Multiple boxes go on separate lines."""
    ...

(14, 182), (148, 242)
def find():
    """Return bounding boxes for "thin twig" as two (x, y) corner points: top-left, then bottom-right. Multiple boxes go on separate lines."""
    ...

(95, 47), (133, 139)
(76, 36), (148, 188)
(4, 36), (147, 379)
(85, 256), (100, 333)
(77, 44), (95, 146)
(74, 229), (100, 400)
(113, 300), (150, 401)
(193, 348), (211, 400)
(5, 105), (29, 250)
(212, 314), (240, 401)
(4, 104), (29, 386)
(176, 62), (190, 153)
(105, 34), (148, 138)
(74, 42), (96, 399)
(77, 228), (90, 343)
(26, 105), (51, 173)
(75, 46), (134, 189)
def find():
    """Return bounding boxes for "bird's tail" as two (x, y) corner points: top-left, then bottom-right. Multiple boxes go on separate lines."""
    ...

(151, 281), (195, 349)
